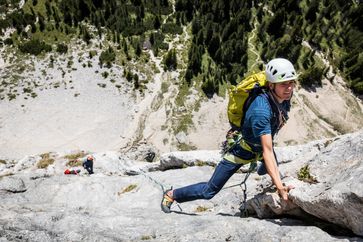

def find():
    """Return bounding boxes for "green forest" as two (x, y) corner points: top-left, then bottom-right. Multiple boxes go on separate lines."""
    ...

(0, 0), (362, 97)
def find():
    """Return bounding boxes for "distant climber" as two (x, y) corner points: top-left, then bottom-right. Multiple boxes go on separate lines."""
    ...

(161, 58), (297, 213)
(82, 155), (95, 175)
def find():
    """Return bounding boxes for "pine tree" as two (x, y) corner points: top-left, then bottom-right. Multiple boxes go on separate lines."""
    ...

(208, 33), (220, 58)
(163, 48), (177, 71)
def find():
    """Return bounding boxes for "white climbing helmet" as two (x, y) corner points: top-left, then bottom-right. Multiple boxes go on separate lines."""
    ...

(265, 58), (297, 83)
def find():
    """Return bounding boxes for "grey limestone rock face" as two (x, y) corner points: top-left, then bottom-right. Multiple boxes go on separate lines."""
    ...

(246, 130), (363, 236)
(288, 131), (363, 236)
(0, 176), (26, 193)
(245, 190), (304, 218)
(0, 131), (362, 241)
(159, 150), (221, 170)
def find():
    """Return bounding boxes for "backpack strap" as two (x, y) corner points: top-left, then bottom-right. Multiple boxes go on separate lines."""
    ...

(237, 86), (286, 133)
(264, 91), (291, 133)
(239, 85), (266, 129)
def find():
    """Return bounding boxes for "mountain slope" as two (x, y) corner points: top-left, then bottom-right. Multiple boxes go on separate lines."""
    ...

(0, 0), (363, 160)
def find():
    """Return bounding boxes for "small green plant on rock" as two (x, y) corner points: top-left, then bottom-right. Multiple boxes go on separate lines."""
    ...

(37, 153), (55, 169)
(64, 151), (86, 166)
(141, 235), (152, 240)
(56, 43), (68, 54)
(297, 164), (318, 184)
(195, 205), (209, 212)
(118, 184), (137, 195)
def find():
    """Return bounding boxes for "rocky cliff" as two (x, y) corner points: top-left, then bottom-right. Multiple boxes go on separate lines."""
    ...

(0, 130), (362, 241)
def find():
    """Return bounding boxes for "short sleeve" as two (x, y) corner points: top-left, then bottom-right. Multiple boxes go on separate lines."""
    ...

(244, 95), (272, 138)
(250, 108), (272, 137)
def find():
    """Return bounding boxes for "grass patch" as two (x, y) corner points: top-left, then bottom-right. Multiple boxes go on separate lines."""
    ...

(174, 113), (193, 134)
(195, 205), (209, 212)
(297, 164), (318, 184)
(174, 117), (190, 134)
(7, 93), (16, 100)
(64, 151), (87, 166)
(174, 82), (189, 107)
(66, 159), (83, 167)
(195, 160), (214, 167)
(22, 0), (71, 44)
(141, 235), (152, 240)
(161, 81), (170, 93)
(177, 142), (197, 151)
(118, 184), (138, 195)
(0, 172), (14, 178)
(218, 81), (228, 98)
(64, 152), (87, 160)
(0, 159), (6, 164)
(37, 153), (55, 169)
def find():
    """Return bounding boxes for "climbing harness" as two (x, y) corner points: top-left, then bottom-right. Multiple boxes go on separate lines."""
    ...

(220, 130), (243, 155)
(220, 129), (261, 217)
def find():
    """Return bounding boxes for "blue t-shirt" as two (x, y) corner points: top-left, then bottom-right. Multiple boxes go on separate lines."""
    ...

(229, 93), (288, 159)
(242, 94), (275, 149)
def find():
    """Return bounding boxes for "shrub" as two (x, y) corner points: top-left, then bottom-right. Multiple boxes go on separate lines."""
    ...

(56, 43), (68, 54)
(118, 184), (137, 195)
(297, 164), (318, 184)
(0, 19), (11, 31)
(201, 78), (218, 98)
(102, 71), (109, 78)
(89, 50), (97, 59)
(19, 39), (52, 55)
(99, 46), (115, 68)
(4, 38), (13, 45)
(64, 151), (86, 166)
(195, 206), (209, 212)
(126, 70), (133, 82)
(133, 73), (139, 89)
(66, 159), (83, 167)
(37, 153), (55, 169)
(299, 65), (324, 87)
(161, 22), (183, 35)
(352, 80), (363, 95)
(163, 48), (177, 71)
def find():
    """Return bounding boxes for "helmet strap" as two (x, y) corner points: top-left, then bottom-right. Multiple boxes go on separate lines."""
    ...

(269, 84), (285, 103)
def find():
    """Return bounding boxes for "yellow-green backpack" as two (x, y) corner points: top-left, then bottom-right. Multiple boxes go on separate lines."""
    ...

(227, 71), (268, 130)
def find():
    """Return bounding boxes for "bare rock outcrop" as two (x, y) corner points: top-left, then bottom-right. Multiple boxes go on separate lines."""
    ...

(160, 130), (363, 236)
(159, 150), (221, 170)
(0, 176), (26, 193)
(0, 131), (362, 241)
(288, 130), (363, 236)
(245, 130), (363, 236)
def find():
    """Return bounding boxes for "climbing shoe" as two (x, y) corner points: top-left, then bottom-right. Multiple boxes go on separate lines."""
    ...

(161, 189), (174, 213)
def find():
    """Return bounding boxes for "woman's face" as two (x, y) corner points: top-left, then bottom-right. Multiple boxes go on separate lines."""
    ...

(270, 80), (296, 102)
